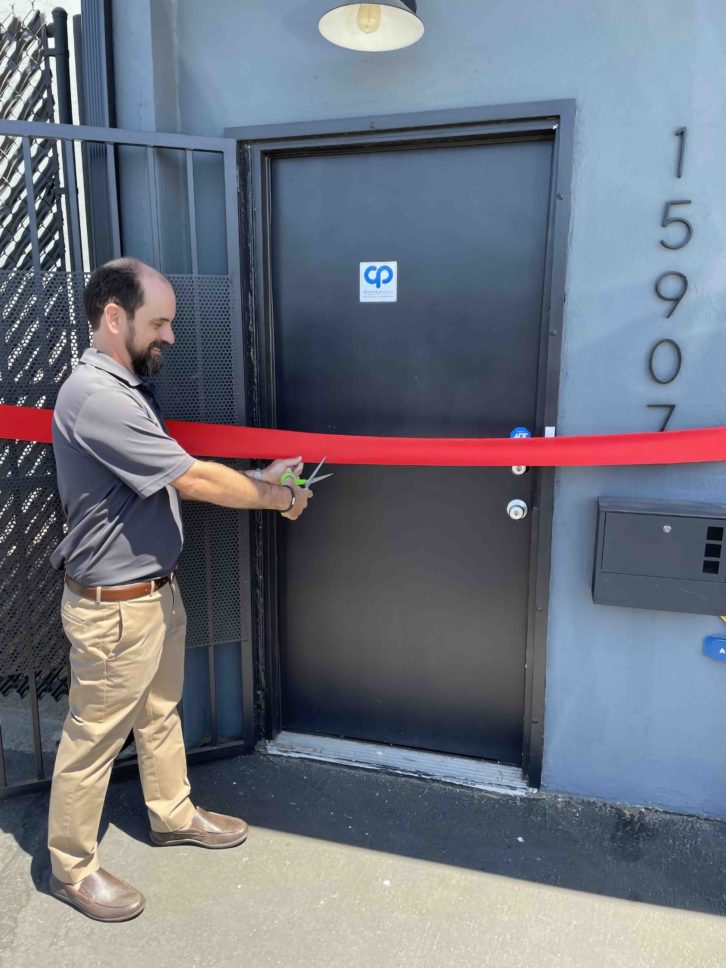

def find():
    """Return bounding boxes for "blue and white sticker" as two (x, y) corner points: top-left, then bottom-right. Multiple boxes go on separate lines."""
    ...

(360, 262), (397, 303)
(703, 636), (726, 662)
(510, 426), (532, 439)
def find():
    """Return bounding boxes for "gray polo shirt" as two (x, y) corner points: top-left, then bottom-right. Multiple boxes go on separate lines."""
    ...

(50, 348), (196, 586)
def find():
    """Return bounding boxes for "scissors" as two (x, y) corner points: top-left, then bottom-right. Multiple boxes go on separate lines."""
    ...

(280, 456), (334, 489)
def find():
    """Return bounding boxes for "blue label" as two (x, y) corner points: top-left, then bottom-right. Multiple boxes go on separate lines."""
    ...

(510, 426), (532, 439)
(703, 636), (726, 661)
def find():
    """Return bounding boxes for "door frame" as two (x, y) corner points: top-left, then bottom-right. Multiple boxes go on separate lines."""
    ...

(227, 99), (575, 787)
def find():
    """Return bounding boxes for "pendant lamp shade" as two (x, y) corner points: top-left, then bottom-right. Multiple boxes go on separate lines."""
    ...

(319, 1), (424, 52)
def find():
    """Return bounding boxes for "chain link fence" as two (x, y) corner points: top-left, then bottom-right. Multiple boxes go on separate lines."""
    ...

(0, 5), (66, 271)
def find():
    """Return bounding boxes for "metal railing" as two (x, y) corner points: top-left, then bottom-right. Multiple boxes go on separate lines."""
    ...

(0, 118), (253, 798)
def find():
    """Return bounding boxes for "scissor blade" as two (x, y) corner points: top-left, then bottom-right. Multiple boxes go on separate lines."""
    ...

(304, 456), (327, 488)
(305, 472), (333, 486)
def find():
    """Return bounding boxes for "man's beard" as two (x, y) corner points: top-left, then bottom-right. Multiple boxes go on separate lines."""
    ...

(126, 327), (169, 378)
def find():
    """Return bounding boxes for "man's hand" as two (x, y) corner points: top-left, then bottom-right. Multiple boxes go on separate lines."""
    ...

(280, 481), (314, 521)
(252, 457), (303, 485)
(173, 459), (313, 516)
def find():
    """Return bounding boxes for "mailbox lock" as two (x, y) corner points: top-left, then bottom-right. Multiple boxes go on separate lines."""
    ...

(507, 499), (528, 521)
(512, 465), (528, 476)
(663, 525), (672, 533)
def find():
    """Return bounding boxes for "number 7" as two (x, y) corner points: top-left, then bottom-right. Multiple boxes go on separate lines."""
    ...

(647, 404), (676, 432)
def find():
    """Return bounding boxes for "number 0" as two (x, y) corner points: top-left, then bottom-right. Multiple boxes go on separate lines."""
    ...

(648, 339), (682, 385)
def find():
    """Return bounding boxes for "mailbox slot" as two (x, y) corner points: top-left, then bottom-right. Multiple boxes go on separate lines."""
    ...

(593, 498), (726, 615)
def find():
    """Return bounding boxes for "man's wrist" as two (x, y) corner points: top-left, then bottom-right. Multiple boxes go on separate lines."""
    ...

(280, 483), (296, 512)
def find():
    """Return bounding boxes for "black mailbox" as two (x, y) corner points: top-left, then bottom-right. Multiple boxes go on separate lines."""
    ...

(593, 498), (726, 615)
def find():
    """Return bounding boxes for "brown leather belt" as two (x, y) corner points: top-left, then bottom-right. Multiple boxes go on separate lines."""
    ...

(65, 570), (177, 603)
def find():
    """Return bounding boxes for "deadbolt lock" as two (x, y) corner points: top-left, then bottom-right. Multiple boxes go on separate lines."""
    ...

(507, 499), (528, 521)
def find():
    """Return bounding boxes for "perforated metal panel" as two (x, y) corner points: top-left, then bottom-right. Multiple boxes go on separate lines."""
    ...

(0, 271), (88, 699)
(159, 274), (248, 649)
(0, 269), (248, 702)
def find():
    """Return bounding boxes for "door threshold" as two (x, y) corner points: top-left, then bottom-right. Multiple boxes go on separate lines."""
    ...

(260, 731), (534, 796)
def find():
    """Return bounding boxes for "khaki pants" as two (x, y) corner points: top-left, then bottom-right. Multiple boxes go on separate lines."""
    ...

(48, 578), (196, 883)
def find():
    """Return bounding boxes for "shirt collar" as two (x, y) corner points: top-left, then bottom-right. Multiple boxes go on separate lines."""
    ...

(80, 347), (143, 387)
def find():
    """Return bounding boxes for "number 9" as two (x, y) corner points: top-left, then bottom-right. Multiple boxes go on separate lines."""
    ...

(654, 271), (688, 318)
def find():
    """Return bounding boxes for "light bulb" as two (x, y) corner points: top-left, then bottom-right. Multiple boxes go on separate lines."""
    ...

(356, 4), (381, 34)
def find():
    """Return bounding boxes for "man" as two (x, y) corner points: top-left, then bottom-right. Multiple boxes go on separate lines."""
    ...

(47, 257), (312, 922)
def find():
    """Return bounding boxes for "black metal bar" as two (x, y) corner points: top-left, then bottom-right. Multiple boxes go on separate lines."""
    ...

(78, 0), (115, 267)
(62, 139), (83, 271)
(21, 137), (42, 273)
(22, 136), (56, 377)
(27, 672), (45, 780)
(243, 144), (282, 740)
(61, 137), (87, 351)
(0, 720), (7, 789)
(203, 505), (217, 745)
(147, 146), (161, 269)
(521, 130), (560, 781)
(50, 8), (73, 124)
(523, 103), (576, 788)
(106, 143), (121, 257)
(208, 645), (218, 746)
(223, 140), (257, 748)
(0, 118), (231, 153)
(185, 150), (199, 275)
(72, 15), (86, 124)
(186, 150), (206, 415)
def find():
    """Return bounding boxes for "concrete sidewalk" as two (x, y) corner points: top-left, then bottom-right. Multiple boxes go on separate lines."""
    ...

(1, 752), (725, 968)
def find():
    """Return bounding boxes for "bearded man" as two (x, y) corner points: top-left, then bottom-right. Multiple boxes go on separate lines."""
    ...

(47, 258), (312, 921)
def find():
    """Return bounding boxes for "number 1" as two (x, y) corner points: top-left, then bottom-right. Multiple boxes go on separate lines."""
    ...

(675, 127), (687, 179)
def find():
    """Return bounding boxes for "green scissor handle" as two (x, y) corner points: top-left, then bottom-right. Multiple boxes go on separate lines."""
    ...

(280, 470), (306, 487)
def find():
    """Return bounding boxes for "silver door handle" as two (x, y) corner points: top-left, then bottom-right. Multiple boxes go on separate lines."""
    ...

(507, 499), (528, 521)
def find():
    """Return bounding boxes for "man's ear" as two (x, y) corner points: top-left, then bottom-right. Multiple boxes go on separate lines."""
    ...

(103, 302), (123, 335)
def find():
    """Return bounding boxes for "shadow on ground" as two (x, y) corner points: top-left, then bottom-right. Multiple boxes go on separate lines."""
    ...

(1, 751), (724, 916)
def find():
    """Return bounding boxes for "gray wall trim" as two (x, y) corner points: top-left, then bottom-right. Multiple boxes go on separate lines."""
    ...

(225, 98), (575, 142)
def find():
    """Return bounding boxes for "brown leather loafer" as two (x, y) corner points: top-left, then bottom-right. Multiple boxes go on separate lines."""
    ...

(49, 868), (145, 922)
(150, 806), (248, 849)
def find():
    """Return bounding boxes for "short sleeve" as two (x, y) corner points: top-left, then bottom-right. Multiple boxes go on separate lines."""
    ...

(75, 389), (196, 497)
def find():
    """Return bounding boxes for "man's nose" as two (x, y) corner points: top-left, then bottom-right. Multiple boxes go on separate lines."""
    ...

(163, 326), (175, 346)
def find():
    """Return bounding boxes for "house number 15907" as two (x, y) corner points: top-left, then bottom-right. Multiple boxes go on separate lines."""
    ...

(647, 128), (690, 431)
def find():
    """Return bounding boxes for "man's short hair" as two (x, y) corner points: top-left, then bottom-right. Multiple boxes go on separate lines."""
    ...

(83, 259), (145, 331)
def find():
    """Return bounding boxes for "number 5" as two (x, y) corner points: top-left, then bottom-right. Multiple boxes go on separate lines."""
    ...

(660, 200), (692, 250)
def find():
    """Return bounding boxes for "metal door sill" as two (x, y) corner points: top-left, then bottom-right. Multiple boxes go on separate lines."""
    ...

(260, 731), (533, 796)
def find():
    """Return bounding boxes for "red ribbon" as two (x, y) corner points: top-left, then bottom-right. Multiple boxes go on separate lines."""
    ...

(1, 404), (725, 466)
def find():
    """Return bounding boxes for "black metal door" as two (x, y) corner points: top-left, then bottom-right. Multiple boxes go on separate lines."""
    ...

(271, 136), (553, 764)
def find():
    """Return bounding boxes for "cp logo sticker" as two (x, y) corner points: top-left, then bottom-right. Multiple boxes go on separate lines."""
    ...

(364, 264), (394, 289)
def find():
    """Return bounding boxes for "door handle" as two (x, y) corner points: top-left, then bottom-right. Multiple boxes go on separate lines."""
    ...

(507, 499), (528, 521)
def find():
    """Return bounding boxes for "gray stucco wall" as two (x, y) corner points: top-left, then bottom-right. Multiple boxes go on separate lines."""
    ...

(112, 0), (726, 817)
